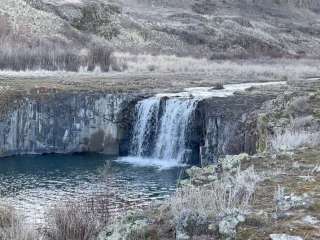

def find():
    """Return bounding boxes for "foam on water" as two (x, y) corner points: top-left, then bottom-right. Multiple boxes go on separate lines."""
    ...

(116, 156), (187, 170)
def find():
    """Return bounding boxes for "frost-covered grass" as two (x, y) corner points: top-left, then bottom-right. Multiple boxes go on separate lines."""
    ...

(113, 52), (320, 80)
(170, 167), (260, 223)
(270, 129), (320, 152)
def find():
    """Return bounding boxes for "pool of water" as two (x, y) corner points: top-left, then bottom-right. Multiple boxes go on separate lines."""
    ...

(0, 153), (183, 224)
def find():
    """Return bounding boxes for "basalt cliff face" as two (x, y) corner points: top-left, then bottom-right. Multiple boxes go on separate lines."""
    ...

(0, 92), (139, 157)
(0, 85), (282, 164)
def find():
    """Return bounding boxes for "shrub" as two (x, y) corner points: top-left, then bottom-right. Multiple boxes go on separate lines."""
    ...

(44, 196), (110, 240)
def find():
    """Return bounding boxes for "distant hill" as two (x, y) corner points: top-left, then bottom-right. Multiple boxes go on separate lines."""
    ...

(1, 0), (320, 71)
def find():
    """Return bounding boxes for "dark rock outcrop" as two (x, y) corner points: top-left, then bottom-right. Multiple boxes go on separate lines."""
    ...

(197, 93), (278, 165)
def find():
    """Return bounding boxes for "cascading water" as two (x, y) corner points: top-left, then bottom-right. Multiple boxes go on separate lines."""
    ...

(130, 98), (161, 156)
(153, 98), (197, 161)
(129, 96), (198, 163)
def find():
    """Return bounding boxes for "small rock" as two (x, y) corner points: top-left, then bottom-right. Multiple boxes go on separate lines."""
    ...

(292, 162), (300, 169)
(301, 215), (320, 225)
(269, 234), (303, 240)
(220, 153), (248, 171)
(276, 192), (313, 211)
(219, 214), (245, 239)
(245, 210), (269, 226)
(186, 166), (202, 178)
(186, 165), (218, 186)
(179, 179), (191, 186)
(207, 175), (218, 182)
(176, 231), (190, 240)
(208, 223), (217, 231)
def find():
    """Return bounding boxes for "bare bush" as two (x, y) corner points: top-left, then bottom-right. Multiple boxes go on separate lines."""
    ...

(0, 34), (113, 72)
(44, 196), (110, 240)
(170, 167), (260, 224)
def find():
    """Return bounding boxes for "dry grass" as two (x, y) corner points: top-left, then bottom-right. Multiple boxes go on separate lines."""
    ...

(170, 167), (260, 223)
(112, 52), (320, 80)
(0, 33), (112, 72)
(270, 129), (320, 152)
(287, 96), (312, 116)
(0, 204), (40, 240)
(0, 15), (10, 37)
(44, 196), (110, 240)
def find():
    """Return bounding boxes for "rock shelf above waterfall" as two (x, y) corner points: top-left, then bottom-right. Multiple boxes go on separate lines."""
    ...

(156, 81), (287, 99)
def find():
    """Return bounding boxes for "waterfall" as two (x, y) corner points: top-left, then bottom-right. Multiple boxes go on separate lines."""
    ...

(130, 97), (198, 163)
(153, 98), (197, 161)
(130, 98), (161, 156)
